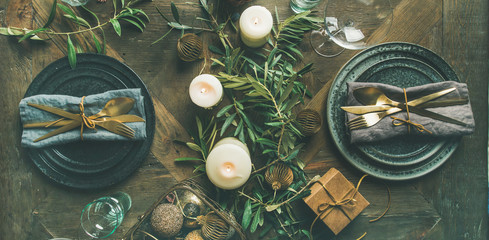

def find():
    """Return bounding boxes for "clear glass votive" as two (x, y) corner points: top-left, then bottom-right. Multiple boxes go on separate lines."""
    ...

(290, 0), (322, 13)
(80, 192), (132, 239)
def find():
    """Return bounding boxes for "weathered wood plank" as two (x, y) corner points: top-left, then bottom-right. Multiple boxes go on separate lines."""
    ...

(150, 95), (197, 181)
(415, 0), (489, 238)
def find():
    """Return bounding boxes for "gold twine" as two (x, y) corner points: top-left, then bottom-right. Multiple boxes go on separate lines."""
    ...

(45, 96), (96, 140)
(391, 88), (432, 134)
(309, 175), (391, 240)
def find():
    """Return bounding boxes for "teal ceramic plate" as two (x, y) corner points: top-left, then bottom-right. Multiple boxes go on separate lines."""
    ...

(326, 42), (460, 180)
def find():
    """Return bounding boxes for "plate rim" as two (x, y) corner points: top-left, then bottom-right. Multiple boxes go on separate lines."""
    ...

(326, 42), (461, 180)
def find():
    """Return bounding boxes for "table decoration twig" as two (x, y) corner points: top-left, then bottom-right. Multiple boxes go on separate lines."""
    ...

(0, 0), (149, 69)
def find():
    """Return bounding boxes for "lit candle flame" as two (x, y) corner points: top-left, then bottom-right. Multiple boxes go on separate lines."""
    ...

(252, 17), (260, 25)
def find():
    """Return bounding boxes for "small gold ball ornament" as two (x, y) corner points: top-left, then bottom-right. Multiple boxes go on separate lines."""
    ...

(150, 203), (184, 238)
(197, 212), (235, 240)
(177, 33), (204, 62)
(264, 163), (294, 190)
(296, 109), (322, 137)
(176, 190), (208, 229)
(185, 229), (205, 240)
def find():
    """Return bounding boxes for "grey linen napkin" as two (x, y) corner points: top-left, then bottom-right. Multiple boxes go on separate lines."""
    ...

(20, 89), (146, 148)
(346, 81), (475, 143)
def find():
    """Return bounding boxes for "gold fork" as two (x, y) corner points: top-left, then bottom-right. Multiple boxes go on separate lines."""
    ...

(94, 120), (135, 139)
(348, 108), (400, 130)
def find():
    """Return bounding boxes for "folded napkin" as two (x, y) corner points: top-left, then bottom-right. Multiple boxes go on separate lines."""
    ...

(346, 81), (475, 143)
(20, 89), (146, 148)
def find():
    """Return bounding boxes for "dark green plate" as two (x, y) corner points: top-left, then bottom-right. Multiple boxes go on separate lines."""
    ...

(354, 57), (446, 166)
(24, 53), (155, 189)
(326, 42), (460, 180)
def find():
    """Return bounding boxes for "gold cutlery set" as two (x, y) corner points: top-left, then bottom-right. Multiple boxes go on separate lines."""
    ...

(24, 97), (144, 142)
(342, 87), (468, 131)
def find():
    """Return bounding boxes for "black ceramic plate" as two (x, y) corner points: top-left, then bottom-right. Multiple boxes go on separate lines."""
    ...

(326, 42), (460, 180)
(24, 53), (155, 189)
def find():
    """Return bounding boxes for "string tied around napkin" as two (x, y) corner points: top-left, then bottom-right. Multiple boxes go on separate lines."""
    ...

(390, 88), (433, 134)
(44, 96), (96, 141)
(309, 175), (391, 240)
(78, 96), (96, 140)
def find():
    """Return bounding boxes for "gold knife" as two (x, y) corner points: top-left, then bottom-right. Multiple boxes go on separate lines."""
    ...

(24, 114), (145, 128)
(34, 120), (81, 142)
(341, 98), (468, 114)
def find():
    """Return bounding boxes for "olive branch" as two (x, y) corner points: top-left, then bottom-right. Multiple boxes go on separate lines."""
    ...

(0, 0), (149, 69)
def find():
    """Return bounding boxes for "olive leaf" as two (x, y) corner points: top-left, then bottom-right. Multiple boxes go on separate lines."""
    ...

(110, 18), (122, 36)
(242, 199), (252, 230)
(170, 2), (180, 23)
(67, 35), (76, 69)
(43, 0), (58, 28)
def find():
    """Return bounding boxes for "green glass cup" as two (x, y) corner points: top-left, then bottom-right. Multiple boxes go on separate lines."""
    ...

(290, 0), (322, 13)
(80, 192), (132, 238)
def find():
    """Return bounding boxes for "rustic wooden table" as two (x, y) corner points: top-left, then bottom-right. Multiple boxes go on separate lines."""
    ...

(0, 0), (488, 239)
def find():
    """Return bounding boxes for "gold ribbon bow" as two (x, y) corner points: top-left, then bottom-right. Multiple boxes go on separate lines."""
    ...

(390, 88), (433, 134)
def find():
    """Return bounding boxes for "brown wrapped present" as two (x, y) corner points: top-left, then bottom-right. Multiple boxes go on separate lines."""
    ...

(303, 168), (369, 235)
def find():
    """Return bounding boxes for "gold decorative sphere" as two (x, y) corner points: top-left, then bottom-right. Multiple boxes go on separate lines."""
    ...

(177, 33), (204, 62)
(296, 109), (322, 137)
(264, 162), (294, 190)
(197, 212), (235, 240)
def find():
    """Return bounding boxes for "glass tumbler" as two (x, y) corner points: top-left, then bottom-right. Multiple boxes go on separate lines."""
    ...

(290, 0), (322, 13)
(80, 192), (132, 238)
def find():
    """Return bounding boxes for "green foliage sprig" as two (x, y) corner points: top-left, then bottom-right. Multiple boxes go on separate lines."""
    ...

(0, 0), (149, 68)
(153, 0), (233, 48)
(173, 3), (322, 238)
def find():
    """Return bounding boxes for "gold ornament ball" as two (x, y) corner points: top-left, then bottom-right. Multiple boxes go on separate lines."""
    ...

(176, 190), (208, 229)
(296, 109), (322, 136)
(197, 212), (235, 240)
(264, 162), (294, 190)
(177, 33), (204, 62)
(183, 202), (201, 228)
(150, 203), (184, 238)
(185, 230), (205, 240)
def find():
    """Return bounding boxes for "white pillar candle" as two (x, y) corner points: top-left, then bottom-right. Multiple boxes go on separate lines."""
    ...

(239, 6), (273, 48)
(213, 137), (250, 156)
(206, 138), (252, 190)
(189, 74), (223, 108)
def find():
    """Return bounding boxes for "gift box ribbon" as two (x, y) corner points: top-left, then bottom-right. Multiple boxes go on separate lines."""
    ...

(309, 175), (390, 239)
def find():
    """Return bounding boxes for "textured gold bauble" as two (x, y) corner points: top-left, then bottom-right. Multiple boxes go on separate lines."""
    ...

(185, 229), (205, 240)
(264, 162), (294, 190)
(197, 212), (235, 240)
(177, 33), (204, 62)
(150, 203), (184, 238)
(296, 109), (322, 136)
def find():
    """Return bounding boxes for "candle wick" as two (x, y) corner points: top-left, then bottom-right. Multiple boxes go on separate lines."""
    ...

(201, 88), (207, 94)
